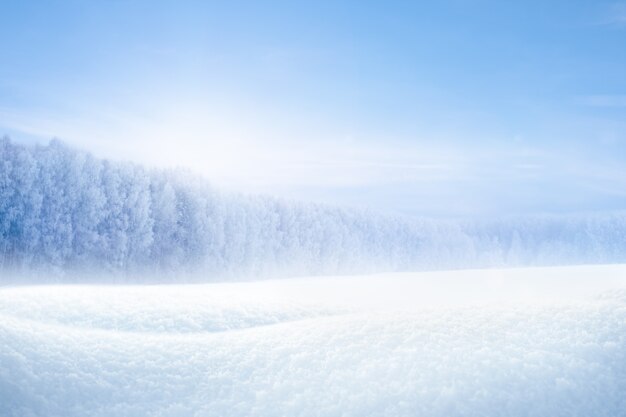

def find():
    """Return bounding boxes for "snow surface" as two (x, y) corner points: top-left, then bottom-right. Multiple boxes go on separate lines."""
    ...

(2, 264), (626, 417)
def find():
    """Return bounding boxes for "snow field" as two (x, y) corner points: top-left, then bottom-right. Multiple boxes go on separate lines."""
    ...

(1, 265), (626, 417)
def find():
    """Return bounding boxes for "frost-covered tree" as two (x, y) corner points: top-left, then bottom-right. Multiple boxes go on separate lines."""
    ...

(1, 137), (626, 281)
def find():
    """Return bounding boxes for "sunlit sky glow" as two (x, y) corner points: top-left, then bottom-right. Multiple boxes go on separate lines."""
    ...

(1, 0), (626, 216)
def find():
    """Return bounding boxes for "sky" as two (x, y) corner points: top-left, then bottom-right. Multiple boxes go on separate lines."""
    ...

(1, 0), (625, 217)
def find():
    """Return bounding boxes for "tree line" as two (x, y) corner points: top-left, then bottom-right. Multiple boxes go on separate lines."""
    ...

(2, 137), (626, 281)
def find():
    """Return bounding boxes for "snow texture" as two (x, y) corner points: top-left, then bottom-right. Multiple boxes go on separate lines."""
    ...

(3, 137), (626, 281)
(1, 265), (626, 417)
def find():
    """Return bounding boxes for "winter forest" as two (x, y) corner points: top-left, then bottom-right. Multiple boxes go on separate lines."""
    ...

(2, 137), (626, 281)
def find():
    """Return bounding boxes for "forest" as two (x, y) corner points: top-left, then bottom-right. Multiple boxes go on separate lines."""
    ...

(2, 137), (626, 281)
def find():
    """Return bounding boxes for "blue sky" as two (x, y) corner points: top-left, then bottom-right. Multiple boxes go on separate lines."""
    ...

(1, 0), (626, 216)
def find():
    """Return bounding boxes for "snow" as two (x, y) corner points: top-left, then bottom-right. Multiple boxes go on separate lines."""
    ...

(2, 264), (626, 417)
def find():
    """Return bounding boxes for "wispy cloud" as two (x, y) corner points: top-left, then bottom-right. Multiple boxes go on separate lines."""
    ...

(613, 3), (626, 22)
(599, 2), (626, 26)
(576, 95), (626, 107)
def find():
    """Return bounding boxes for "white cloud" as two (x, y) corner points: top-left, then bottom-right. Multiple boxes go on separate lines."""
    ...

(596, 2), (626, 26)
(577, 95), (626, 107)
(612, 2), (626, 23)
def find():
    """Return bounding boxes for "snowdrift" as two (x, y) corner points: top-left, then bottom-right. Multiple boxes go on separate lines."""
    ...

(1, 265), (626, 417)
(2, 137), (626, 281)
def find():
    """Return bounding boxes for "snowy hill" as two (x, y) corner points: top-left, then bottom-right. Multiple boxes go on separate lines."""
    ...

(2, 265), (626, 417)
